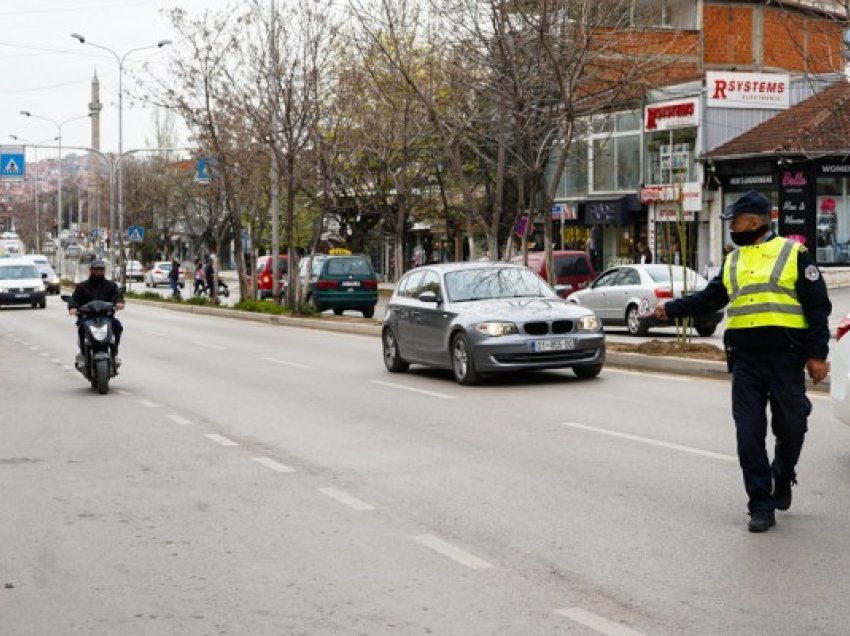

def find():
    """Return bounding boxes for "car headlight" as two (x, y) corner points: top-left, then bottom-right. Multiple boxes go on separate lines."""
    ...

(576, 315), (601, 332)
(473, 321), (518, 337)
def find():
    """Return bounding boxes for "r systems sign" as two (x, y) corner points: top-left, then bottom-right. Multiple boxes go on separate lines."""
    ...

(706, 72), (790, 110)
(644, 98), (699, 131)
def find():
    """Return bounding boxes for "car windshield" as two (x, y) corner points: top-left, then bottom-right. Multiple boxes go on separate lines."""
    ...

(644, 265), (701, 284)
(0, 265), (40, 280)
(326, 257), (371, 276)
(445, 267), (554, 302)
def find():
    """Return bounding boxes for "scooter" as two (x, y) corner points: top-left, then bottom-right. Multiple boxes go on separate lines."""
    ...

(61, 290), (124, 395)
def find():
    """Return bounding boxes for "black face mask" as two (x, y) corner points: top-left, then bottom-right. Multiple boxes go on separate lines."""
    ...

(89, 272), (106, 282)
(730, 224), (770, 246)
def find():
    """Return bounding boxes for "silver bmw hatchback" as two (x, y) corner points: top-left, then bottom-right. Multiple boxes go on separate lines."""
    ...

(382, 262), (605, 385)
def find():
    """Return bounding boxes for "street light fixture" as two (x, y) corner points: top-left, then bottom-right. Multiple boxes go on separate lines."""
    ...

(70, 33), (172, 282)
(19, 110), (92, 258)
(9, 134), (59, 253)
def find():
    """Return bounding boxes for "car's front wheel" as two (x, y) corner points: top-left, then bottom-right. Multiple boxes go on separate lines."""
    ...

(626, 304), (649, 336)
(451, 333), (480, 385)
(573, 364), (603, 379)
(382, 328), (409, 372)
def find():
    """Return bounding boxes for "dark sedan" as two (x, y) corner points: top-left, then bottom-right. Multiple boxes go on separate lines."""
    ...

(382, 263), (605, 385)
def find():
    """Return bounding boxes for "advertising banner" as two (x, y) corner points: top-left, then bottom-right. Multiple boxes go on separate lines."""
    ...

(706, 72), (790, 110)
(644, 98), (699, 131)
(778, 169), (816, 248)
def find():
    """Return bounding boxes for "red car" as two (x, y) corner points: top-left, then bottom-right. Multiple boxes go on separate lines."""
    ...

(252, 254), (290, 300)
(511, 250), (596, 298)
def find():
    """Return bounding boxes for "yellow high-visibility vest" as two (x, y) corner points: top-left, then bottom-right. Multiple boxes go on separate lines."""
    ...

(722, 237), (807, 330)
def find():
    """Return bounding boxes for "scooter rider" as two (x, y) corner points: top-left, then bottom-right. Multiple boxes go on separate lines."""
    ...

(68, 259), (125, 366)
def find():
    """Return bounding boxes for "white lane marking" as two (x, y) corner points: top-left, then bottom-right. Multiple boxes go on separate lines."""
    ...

(561, 422), (736, 463)
(117, 389), (133, 396)
(605, 368), (688, 382)
(50, 358), (61, 364)
(62, 365), (73, 372)
(555, 607), (645, 636)
(318, 487), (375, 511)
(167, 413), (193, 426)
(205, 433), (239, 447)
(411, 534), (494, 570)
(143, 330), (165, 336)
(39, 352), (49, 357)
(29, 346), (39, 351)
(137, 399), (160, 408)
(369, 380), (455, 401)
(193, 341), (226, 351)
(253, 457), (296, 473)
(261, 356), (313, 370)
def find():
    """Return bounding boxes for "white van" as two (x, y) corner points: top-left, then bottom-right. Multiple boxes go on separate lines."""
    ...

(0, 257), (47, 308)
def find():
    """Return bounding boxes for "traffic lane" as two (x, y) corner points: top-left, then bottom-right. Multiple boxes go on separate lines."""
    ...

(81, 307), (850, 632)
(9, 304), (850, 633)
(1, 343), (583, 636)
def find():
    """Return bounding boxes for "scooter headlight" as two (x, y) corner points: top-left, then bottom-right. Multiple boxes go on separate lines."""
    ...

(90, 325), (109, 342)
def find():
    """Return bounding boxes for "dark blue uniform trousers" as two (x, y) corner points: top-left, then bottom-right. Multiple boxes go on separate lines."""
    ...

(731, 349), (811, 512)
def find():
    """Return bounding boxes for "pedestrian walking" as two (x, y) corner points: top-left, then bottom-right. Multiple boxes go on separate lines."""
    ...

(168, 258), (181, 298)
(204, 256), (216, 300)
(653, 190), (831, 533)
(193, 261), (206, 296)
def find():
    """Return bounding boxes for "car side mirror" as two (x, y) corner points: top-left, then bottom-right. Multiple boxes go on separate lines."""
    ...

(418, 290), (439, 303)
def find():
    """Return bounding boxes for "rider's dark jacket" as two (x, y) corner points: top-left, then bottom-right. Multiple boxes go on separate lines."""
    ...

(69, 277), (124, 308)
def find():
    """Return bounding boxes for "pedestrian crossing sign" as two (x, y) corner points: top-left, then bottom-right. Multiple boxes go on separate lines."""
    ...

(127, 225), (144, 243)
(0, 146), (26, 181)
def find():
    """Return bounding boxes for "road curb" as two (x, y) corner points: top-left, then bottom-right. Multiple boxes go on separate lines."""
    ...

(130, 298), (830, 393)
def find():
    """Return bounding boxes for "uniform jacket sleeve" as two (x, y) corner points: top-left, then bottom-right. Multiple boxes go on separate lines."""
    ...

(796, 250), (831, 360)
(663, 269), (730, 319)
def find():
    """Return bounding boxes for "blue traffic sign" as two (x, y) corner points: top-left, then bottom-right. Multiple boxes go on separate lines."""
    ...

(196, 158), (210, 183)
(127, 225), (144, 243)
(0, 147), (26, 181)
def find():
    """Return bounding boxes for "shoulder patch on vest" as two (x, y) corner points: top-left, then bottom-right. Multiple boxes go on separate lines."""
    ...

(805, 264), (820, 281)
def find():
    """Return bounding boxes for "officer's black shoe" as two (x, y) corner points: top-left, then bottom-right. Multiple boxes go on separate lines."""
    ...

(773, 479), (796, 511)
(748, 510), (776, 533)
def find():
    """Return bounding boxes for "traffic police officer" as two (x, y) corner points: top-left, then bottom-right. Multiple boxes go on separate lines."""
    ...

(654, 190), (831, 533)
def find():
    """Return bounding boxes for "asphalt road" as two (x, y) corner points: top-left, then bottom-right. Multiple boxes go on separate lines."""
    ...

(3, 299), (850, 635)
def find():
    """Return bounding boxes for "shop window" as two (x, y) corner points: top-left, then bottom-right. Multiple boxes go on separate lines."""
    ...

(816, 176), (849, 264)
(645, 128), (697, 185)
(617, 136), (641, 190)
(592, 139), (616, 192)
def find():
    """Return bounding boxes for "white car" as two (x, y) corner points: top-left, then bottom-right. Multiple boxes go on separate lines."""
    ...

(126, 260), (144, 282)
(144, 261), (185, 288)
(28, 254), (61, 294)
(0, 257), (47, 308)
(830, 316), (850, 425)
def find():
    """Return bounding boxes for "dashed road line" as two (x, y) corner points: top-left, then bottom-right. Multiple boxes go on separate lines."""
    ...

(318, 487), (375, 511)
(561, 422), (736, 463)
(142, 330), (165, 336)
(261, 356), (313, 370)
(369, 380), (456, 401)
(193, 341), (226, 350)
(411, 534), (494, 570)
(117, 389), (133, 396)
(205, 433), (239, 447)
(253, 457), (296, 473)
(137, 399), (160, 408)
(555, 607), (645, 636)
(50, 358), (61, 364)
(167, 413), (193, 426)
(605, 368), (688, 382)
(39, 352), (49, 357)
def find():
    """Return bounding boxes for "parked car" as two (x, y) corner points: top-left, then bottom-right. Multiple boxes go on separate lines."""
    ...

(65, 242), (82, 257)
(251, 254), (289, 300)
(125, 260), (144, 282)
(831, 315), (850, 426)
(0, 231), (24, 255)
(28, 255), (61, 294)
(301, 254), (378, 317)
(0, 257), (47, 309)
(511, 250), (596, 298)
(145, 261), (185, 288)
(382, 262), (605, 385)
(568, 264), (724, 337)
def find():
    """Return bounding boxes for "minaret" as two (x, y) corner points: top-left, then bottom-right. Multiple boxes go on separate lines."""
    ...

(89, 69), (102, 151)
(87, 69), (103, 238)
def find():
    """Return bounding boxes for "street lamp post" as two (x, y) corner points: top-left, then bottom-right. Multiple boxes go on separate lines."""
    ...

(9, 134), (59, 254)
(70, 34), (171, 275)
(19, 111), (92, 252)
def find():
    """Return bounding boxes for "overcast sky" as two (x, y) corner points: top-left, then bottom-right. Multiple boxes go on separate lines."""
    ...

(2, 0), (236, 162)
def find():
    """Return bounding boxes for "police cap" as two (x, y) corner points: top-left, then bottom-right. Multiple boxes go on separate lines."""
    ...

(720, 190), (770, 220)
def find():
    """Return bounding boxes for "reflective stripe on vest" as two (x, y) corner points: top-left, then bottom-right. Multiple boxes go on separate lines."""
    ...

(723, 237), (807, 329)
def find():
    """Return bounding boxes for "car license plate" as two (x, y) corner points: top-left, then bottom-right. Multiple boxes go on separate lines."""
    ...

(341, 281), (360, 287)
(531, 339), (575, 352)
(14, 293), (28, 299)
